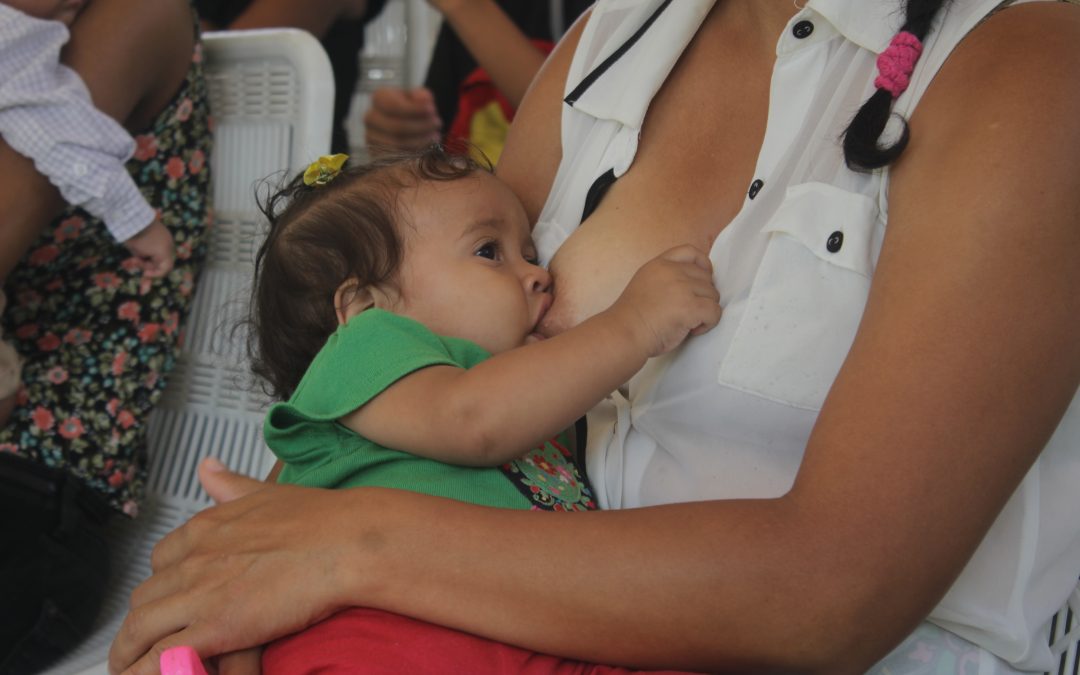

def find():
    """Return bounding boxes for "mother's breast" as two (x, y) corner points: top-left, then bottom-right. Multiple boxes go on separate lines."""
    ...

(538, 185), (720, 337)
(539, 233), (639, 336)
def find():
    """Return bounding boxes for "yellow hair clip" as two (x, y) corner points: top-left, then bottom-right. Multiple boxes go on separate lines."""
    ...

(303, 154), (349, 187)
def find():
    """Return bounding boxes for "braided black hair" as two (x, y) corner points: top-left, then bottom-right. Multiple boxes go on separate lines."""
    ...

(842, 0), (951, 170)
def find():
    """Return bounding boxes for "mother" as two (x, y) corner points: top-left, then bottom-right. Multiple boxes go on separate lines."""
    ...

(0, 0), (211, 671)
(111, 0), (1079, 673)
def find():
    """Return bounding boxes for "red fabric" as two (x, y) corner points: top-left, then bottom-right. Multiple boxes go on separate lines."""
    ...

(444, 39), (554, 156)
(263, 608), (698, 675)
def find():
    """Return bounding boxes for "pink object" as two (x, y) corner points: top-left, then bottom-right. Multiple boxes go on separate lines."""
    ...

(874, 31), (924, 98)
(160, 646), (209, 675)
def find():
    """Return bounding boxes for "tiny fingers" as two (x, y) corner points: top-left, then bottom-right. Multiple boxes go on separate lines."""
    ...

(689, 299), (723, 336)
(660, 244), (714, 273)
(157, 255), (175, 277)
(693, 279), (720, 302)
(143, 258), (173, 279)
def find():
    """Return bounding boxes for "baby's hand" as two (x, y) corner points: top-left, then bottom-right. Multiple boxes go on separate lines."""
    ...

(610, 245), (721, 357)
(123, 218), (175, 278)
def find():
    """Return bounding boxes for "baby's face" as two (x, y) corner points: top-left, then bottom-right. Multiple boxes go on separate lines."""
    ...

(6, 0), (86, 24)
(385, 172), (553, 355)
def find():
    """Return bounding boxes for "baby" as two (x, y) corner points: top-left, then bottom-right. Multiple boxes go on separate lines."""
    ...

(249, 147), (719, 672)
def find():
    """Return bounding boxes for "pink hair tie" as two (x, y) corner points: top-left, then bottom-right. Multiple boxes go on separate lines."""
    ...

(874, 31), (923, 98)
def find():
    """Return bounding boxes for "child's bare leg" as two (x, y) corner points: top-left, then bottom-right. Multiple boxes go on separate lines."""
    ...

(0, 290), (21, 428)
(0, 391), (15, 429)
(0, 144), (55, 425)
(0, 143), (63, 280)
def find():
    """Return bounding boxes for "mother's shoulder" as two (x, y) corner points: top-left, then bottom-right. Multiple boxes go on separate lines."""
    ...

(888, 1), (1080, 244)
(939, 1), (1080, 88)
(909, 1), (1080, 139)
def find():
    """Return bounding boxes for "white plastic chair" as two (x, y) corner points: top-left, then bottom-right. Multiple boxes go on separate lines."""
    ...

(43, 28), (333, 675)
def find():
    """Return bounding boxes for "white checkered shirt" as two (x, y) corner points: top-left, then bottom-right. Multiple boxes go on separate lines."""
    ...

(0, 5), (154, 243)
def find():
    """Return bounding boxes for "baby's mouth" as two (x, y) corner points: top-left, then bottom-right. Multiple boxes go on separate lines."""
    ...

(528, 294), (554, 342)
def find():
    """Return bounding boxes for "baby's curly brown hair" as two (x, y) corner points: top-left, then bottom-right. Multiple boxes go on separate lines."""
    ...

(248, 145), (488, 400)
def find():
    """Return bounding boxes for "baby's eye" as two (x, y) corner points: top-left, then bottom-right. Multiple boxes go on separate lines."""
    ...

(475, 242), (499, 260)
(524, 253), (540, 266)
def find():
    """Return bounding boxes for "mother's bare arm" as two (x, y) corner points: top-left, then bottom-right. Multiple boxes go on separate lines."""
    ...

(109, 5), (1080, 674)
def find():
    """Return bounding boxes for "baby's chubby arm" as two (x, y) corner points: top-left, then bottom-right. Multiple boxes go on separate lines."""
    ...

(340, 245), (721, 466)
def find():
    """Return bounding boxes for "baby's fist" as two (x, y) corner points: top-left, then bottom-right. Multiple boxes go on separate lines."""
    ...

(614, 245), (721, 357)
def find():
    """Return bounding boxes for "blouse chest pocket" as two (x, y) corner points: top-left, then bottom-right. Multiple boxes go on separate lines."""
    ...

(716, 182), (883, 411)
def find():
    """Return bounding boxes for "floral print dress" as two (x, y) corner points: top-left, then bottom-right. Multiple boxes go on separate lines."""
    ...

(0, 20), (213, 517)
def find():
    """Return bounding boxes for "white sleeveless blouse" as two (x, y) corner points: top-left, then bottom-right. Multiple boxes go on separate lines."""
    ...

(534, 0), (1080, 671)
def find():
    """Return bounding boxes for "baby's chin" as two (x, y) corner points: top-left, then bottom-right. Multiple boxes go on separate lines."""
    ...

(523, 331), (547, 346)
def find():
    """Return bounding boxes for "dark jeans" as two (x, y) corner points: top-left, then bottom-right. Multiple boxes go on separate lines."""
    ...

(0, 453), (113, 675)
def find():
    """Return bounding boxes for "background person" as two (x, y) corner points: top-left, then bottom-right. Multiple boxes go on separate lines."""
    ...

(0, 0), (176, 428)
(0, 2), (175, 283)
(0, 0), (213, 671)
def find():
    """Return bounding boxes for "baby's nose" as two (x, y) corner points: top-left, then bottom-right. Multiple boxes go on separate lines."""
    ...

(526, 264), (552, 293)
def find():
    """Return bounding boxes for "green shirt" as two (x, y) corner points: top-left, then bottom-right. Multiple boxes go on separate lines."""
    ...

(265, 309), (595, 511)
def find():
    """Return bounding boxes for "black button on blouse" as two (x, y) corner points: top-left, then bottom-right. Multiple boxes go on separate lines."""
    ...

(826, 231), (844, 253)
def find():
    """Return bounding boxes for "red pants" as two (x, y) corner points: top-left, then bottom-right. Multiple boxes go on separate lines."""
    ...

(263, 608), (697, 675)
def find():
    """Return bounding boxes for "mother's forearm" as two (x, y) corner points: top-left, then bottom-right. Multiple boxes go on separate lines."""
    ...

(112, 468), (948, 675)
(340, 489), (883, 674)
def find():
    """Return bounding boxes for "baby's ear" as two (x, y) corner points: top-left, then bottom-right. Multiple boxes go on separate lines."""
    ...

(334, 279), (376, 325)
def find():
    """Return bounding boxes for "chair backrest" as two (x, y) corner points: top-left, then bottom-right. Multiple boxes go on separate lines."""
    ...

(145, 27), (334, 510)
(44, 28), (333, 675)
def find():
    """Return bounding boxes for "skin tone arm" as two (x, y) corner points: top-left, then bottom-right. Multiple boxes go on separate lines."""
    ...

(109, 5), (1080, 674)
(428, 0), (547, 109)
(344, 246), (721, 465)
(495, 5), (580, 222)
